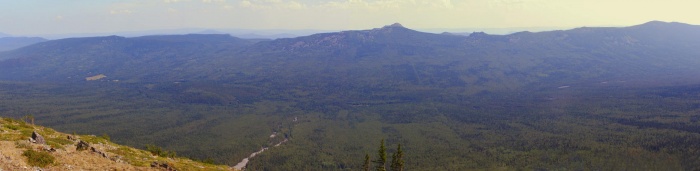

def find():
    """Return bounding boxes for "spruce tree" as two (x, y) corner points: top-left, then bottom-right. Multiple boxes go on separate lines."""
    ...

(363, 154), (371, 171)
(374, 139), (387, 171)
(390, 144), (404, 171)
(390, 153), (398, 171)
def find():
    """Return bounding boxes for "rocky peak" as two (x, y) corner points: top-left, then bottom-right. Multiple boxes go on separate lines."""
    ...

(631, 20), (691, 30)
(372, 23), (410, 33)
(383, 23), (405, 28)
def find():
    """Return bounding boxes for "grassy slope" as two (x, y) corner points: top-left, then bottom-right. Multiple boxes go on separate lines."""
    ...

(0, 116), (234, 171)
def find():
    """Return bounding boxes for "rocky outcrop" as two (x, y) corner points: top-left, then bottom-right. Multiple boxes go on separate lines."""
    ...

(76, 140), (90, 151)
(30, 131), (45, 144)
(91, 147), (108, 158)
(67, 135), (78, 141)
(73, 139), (124, 163)
(0, 117), (231, 170)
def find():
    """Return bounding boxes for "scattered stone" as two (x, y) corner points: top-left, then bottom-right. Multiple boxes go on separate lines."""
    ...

(151, 161), (177, 171)
(110, 156), (123, 163)
(76, 140), (90, 151)
(42, 146), (55, 152)
(31, 131), (46, 144)
(67, 135), (78, 141)
(89, 146), (109, 158)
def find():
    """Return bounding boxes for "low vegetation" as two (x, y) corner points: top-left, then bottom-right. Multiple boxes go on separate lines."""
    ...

(0, 116), (233, 170)
(146, 144), (177, 158)
(22, 149), (55, 167)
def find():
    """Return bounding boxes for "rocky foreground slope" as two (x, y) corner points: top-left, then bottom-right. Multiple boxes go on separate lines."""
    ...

(0, 116), (234, 171)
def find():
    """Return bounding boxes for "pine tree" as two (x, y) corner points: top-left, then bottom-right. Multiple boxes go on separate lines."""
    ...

(374, 139), (387, 171)
(363, 154), (371, 171)
(390, 153), (398, 171)
(390, 144), (404, 171)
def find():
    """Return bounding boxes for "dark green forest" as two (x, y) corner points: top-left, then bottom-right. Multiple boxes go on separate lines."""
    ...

(1, 21), (700, 170)
(1, 79), (700, 170)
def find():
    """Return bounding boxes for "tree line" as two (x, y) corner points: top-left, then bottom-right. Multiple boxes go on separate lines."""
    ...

(364, 139), (404, 171)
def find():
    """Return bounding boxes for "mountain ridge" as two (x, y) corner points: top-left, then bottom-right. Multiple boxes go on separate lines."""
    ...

(0, 37), (47, 52)
(2, 21), (700, 170)
(2, 21), (700, 89)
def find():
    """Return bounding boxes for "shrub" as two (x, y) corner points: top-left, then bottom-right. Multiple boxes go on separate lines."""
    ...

(81, 135), (108, 144)
(201, 158), (216, 164)
(47, 141), (62, 149)
(100, 133), (110, 141)
(22, 149), (55, 167)
(3, 124), (19, 130)
(20, 129), (33, 137)
(42, 128), (56, 136)
(2, 117), (17, 123)
(146, 144), (177, 158)
(47, 137), (74, 150)
(15, 141), (32, 149)
(18, 121), (32, 129)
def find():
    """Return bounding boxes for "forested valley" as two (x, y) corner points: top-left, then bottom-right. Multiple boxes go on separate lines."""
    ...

(1, 21), (700, 170)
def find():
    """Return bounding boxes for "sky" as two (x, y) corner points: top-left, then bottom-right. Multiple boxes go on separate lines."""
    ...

(1, 0), (699, 35)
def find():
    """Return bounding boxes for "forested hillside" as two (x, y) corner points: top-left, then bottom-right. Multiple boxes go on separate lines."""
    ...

(0, 37), (46, 52)
(1, 21), (700, 170)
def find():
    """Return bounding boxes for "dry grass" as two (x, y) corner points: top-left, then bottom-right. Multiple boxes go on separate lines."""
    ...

(0, 116), (237, 171)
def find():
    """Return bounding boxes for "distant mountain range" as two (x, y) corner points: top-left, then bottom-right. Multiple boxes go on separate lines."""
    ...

(5, 26), (583, 40)
(0, 37), (47, 52)
(2, 21), (699, 91)
(2, 21), (700, 170)
(13, 28), (331, 40)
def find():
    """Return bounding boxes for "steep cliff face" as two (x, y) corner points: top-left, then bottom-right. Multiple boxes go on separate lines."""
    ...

(0, 117), (235, 171)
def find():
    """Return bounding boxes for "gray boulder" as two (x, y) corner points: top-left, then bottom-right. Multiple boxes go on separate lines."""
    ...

(31, 131), (45, 144)
(76, 140), (90, 151)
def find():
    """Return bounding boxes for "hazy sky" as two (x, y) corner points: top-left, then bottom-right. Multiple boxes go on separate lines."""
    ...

(1, 0), (698, 35)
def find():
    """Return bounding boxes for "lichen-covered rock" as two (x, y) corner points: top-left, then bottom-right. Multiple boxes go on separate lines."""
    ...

(31, 131), (45, 144)
(76, 140), (90, 151)
(67, 135), (77, 141)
